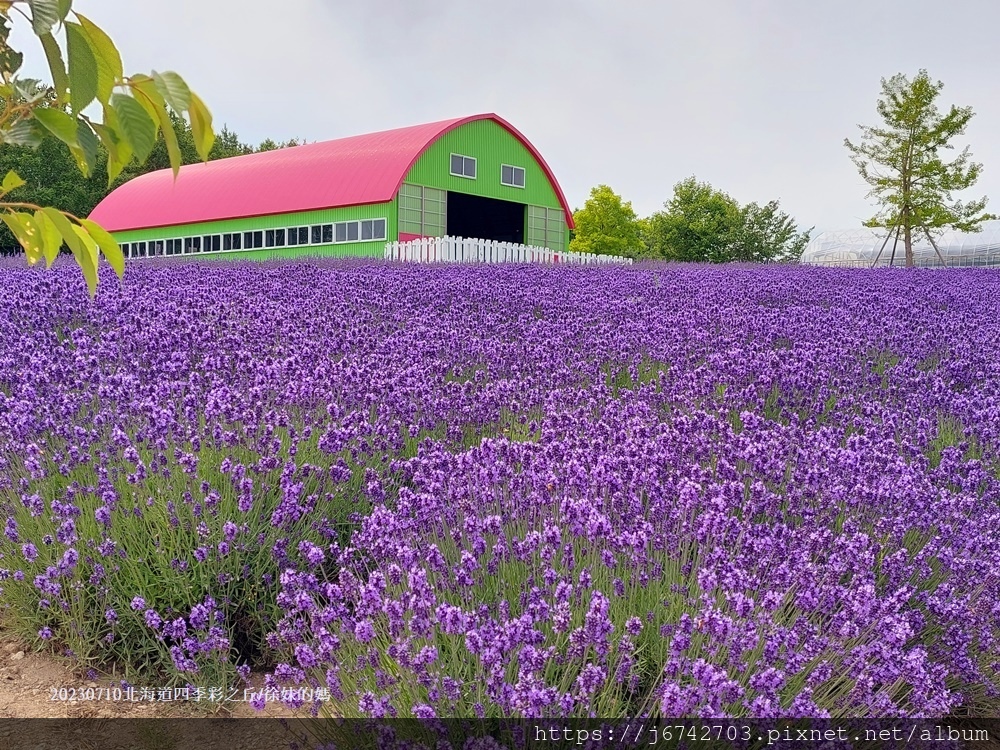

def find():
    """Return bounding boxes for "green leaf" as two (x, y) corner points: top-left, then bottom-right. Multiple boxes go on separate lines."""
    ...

(90, 121), (120, 161)
(2, 212), (44, 265)
(0, 15), (25, 77)
(39, 32), (69, 106)
(99, 104), (133, 184)
(71, 223), (99, 268)
(56, 0), (72, 21)
(187, 91), (215, 162)
(41, 206), (83, 258)
(69, 241), (98, 297)
(79, 218), (125, 279)
(1, 170), (25, 194)
(32, 107), (78, 148)
(12, 80), (48, 104)
(76, 13), (122, 104)
(0, 118), (44, 147)
(28, 0), (61, 35)
(147, 96), (181, 177)
(151, 70), (191, 113)
(65, 21), (98, 114)
(111, 93), (156, 163)
(34, 209), (64, 267)
(128, 75), (165, 126)
(73, 119), (98, 177)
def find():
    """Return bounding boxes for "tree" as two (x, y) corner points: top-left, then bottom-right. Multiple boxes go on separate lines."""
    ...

(845, 70), (995, 267)
(255, 136), (300, 152)
(569, 184), (643, 258)
(0, 0), (215, 293)
(734, 200), (812, 263)
(644, 177), (810, 263)
(211, 124), (255, 159)
(644, 177), (741, 262)
(0, 125), (108, 251)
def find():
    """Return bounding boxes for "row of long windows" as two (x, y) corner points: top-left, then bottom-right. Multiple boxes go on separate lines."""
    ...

(121, 218), (387, 259)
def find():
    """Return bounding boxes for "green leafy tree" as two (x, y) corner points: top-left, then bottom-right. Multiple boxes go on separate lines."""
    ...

(0, 0), (215, 293)
(211, 124), (255, 159)
(645, 177), (742, 262)
(255, 136), (300, 152)
(645, 177), (810, 263)
(0, 127), (107, 249)
(845, 70), (995, 267)
(734, 200), (812, 263)
(569, 184), (643, 258)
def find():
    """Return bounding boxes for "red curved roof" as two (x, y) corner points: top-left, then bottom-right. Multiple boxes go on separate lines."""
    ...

(89, 113), (575, 231)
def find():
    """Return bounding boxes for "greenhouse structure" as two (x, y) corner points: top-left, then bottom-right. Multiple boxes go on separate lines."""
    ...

(88, 113), (574, 261)
(800, 221), (1000, 268)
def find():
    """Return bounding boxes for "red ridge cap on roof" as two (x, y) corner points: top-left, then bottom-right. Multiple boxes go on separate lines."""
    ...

(89, 113), (575, 232)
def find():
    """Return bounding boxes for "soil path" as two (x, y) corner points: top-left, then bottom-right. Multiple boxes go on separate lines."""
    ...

(0, 633), (318, 749)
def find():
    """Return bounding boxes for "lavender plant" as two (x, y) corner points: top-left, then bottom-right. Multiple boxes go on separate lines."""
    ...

(0, 258), (997, 719)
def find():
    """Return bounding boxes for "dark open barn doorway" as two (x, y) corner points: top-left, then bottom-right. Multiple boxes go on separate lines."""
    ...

(447, 192), (525, 243)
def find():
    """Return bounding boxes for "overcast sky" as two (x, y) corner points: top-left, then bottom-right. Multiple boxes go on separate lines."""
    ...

(11, 1), (1000, 233)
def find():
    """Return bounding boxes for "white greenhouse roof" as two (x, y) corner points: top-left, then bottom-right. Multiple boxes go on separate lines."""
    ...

(801, 220), (1000, 267)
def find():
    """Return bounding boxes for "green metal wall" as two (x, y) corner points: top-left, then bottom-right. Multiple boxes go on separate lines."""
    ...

(403, 119), (570, 249)
(111, 201), (396, 260)
(405, 119), (564, 209)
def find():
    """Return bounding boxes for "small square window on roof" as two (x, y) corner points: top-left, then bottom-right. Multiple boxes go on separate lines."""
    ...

(450, 153), (476, 179)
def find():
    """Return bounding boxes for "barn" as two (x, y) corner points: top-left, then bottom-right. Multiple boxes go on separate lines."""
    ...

(88, 113), (575, 261)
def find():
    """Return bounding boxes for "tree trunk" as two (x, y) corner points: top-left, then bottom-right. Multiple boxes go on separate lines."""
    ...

(903, 222), (913, 267)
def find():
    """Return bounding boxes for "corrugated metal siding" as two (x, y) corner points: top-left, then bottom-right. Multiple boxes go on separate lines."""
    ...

(404, 120), (566, 214)
(112, 201), (397, 260)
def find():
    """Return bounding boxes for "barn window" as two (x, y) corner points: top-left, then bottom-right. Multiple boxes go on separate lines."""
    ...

(204, 235), (220, 252)
(150, 240), (164, 256)
(322, 224), (333, 243)
(501, 165), (525, 188)
(242, 231), (263, 249)
(185, 237), (201, 253)
(274, 229), (285, 246)
(450, 153), (476, 179)
(286, 227), (308, 246)
(311, 225), (322, 244)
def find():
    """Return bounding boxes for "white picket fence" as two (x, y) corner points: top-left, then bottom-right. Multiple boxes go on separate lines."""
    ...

(384, 236), (632, 265)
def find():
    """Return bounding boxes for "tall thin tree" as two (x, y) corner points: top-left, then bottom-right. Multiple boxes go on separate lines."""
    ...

(845, 70), (994, 267)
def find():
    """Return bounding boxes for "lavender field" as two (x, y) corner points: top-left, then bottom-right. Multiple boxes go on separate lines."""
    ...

(0, 259), (998, 720)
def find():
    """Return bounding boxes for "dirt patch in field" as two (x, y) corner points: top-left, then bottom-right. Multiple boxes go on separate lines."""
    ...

(0, 634), (320, 749)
